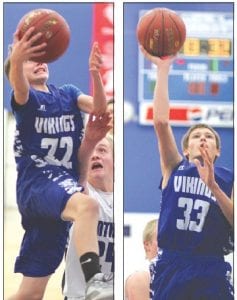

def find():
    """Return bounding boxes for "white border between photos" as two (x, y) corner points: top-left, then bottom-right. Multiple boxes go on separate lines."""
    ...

(114, 1), (124, 298)
(1, 0), (3, 296)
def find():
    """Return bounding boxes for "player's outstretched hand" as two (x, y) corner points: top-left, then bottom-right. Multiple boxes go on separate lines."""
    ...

(10, 27), (47, 63)
(193, 145), (216, 190)
(89, 41), (103, 73)
(84, 112), (112, 145)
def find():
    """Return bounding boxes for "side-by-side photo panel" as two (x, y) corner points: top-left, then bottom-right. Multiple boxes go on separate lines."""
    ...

(124, 2), (234, 300)
(4, 3), (114, 300)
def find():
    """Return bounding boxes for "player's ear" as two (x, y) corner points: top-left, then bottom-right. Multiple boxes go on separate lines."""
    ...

(215, 148), (220, 158)
(183, 148), (189, 158)
(143, 240), (149, 252)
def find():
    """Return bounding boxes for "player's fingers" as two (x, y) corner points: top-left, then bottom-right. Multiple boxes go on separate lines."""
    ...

(193, 158), (201, 170)
(30, 50), (46, 58)
(199, 146), (209, 162)
(94, 53), (103, 63)
(95, 44), (101, 55)
(93, 41), (98, 48)
(203, 148), (212, 166)
(13, 29), (20, 43)
(22, 27), (35, 41)
(90, 42), (98, 56)
(27, 32), (43, 46)
(30, 42), (47, 52)
(160, 55), (176, 61)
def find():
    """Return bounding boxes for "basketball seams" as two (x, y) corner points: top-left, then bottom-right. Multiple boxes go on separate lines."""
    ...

(45, 27), (70, 62)
(137, 8), (186, 57)
(144, 11), (157, 55)
(168, 13), (182, 53)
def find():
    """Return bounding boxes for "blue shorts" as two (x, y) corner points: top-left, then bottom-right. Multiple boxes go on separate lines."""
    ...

(14, 164), (83, 277)
(150, 249), (234, 300)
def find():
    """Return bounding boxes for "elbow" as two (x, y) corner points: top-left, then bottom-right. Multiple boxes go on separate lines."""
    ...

(154, 118), (169, 134)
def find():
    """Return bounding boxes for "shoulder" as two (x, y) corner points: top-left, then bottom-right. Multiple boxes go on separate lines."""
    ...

(126, 270), (150, 283)
(59, 84), (83, 98)
(125, 271), (150, 300)
(11, 87), (39, 112)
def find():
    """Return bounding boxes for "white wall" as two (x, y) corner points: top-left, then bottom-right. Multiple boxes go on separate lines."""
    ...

(4, 110), (17, 208)
(124, 212), (159, 281)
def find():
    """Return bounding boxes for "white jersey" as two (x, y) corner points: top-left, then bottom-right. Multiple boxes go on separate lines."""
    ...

(63, 183), (114, 299)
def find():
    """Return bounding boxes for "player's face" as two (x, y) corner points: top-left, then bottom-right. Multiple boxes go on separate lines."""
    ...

(23, 60), (49, 85)
(89, 138), (113, 181)
(144, 230), (158, 261)
(184, 128), (220, 162)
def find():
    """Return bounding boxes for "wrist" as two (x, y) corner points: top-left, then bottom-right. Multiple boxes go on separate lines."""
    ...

(90, 69), (100, 77)
(82, 135), (98, 147)
(209, 181), (220, 193)
(10, 56), (24, 67)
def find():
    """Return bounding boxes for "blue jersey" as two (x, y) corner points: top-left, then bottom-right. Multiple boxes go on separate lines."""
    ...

(11, 83), (85, 277)
(11, 83), (84, 180)
(158, 159), (233, 256)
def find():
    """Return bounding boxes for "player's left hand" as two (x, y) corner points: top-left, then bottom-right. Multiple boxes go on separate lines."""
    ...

(193, 146), (216, 189)
(89, 42), (103, 73)
(84, 112), (112, 144)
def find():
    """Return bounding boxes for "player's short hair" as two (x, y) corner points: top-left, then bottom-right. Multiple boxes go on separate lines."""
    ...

(181, 124), (221, 152)
(105, 134), (113, 150)
(4, 57), (11, 80)
(142, 219), (158, 243)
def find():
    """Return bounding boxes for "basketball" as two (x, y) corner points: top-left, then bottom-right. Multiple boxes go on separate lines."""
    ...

(17, 9), (70, 63)
(137, 8), (186, 57)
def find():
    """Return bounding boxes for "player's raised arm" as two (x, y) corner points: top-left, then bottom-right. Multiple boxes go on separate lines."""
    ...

(8, 27), (46, 105)
(77, 42), (107, 114)
(140, 48), (182, 183)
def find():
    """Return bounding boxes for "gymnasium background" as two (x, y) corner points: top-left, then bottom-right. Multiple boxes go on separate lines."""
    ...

(124, 2), (234, 281)
(3, 3), (113, 299)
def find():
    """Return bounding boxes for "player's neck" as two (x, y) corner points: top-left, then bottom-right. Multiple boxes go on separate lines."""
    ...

(31, 83), (49, 93)
(89, 178), (113, 193)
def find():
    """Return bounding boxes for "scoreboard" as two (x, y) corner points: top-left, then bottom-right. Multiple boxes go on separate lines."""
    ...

(138, 11), (233, 127)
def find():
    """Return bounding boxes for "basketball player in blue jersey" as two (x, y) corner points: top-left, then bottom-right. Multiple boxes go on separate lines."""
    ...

(5, 26), (113, 300)
(140, 47), (234, 300)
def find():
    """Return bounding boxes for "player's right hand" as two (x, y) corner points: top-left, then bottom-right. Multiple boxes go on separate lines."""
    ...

(10, 27), (47, 63)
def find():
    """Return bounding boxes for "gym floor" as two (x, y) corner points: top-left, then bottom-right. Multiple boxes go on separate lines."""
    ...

(4, 207), (64, 300)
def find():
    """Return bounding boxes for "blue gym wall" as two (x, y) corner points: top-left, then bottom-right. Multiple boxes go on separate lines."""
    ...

(124, 3), (234, 213)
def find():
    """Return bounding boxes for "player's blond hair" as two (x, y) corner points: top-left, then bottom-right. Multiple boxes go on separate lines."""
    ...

(105, 133), (113, 149)
(142, 219), (158, 243)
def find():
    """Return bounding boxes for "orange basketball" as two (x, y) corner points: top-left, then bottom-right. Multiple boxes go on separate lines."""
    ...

(17, 9), (70, 63)
(137, 8), (186, 57)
